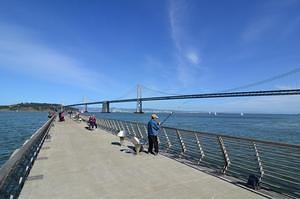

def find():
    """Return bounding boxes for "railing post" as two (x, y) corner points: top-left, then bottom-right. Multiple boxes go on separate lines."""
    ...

(253, 142), (264, 182)
(176, 130), (186, 154)
(103, 120), (107, 129)
(218, 136), (230, 174)
(114, 120), (120, 132)
(102, 119), (106, 129)
(111, 120), (117, 132)
(98, 119), (102, 128)
(109, 120), (114, 130)
(195, 133), (205, 164)
(136, 123), (143, 138)
(119, 121), (125, 131)
(117, 120), (122, 131)
(162, 128), (171, 149)
(130, 123), (137, 136)
(109, 120), (115, 131)
(107, 120), (111, 130)
(101, 119), (104, 128)
(106, 120), (110, 129)
(125, 122), (131, 136)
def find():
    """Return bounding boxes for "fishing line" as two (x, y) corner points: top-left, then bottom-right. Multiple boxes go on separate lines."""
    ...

(160, 111), (174, 126)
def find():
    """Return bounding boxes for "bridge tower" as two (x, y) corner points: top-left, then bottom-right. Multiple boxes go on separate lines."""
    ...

(83, 97), (88, 113)
(102, 101), (110, 113)
(135, 84), (143, 113)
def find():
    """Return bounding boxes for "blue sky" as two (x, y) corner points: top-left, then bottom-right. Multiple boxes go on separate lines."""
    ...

(1, 0), (300, 113)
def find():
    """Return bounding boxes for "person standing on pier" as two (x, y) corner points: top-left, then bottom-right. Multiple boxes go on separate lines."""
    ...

(147, 114), (160, 155)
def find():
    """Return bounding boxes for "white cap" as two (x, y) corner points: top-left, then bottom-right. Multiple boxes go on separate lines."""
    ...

(151, 114), (159, 119)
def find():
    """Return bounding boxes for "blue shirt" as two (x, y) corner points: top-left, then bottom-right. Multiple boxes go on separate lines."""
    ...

(147, 119), (160, 136)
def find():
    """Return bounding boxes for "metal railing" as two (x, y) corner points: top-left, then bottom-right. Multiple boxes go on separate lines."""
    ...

(0, 115), (56, 199)
(96, 117), (300, 198)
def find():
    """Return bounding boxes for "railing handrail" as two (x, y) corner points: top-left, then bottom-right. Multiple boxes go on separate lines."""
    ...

(0, 115), (56, 192)
(96, 117), (300, 148)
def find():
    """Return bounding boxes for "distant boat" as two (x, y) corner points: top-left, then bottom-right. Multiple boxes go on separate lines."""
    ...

(240, 112), (244, 116)
(214, 112), (217, 116)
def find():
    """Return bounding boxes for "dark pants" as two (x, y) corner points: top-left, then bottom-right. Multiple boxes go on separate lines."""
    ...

(148, 135), (159, 154)
(89, 122), (97, 129)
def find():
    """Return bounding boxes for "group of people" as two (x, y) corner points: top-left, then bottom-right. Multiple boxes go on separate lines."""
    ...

(88, 115), (97, 130)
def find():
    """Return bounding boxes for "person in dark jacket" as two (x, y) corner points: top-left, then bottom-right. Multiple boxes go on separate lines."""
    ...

(147, 114), (160, 155)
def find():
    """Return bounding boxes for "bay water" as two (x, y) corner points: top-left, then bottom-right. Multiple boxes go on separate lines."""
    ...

(1, 111), (299, 168)
(0, 112), (47, 167)
(92, 112), (300, 144)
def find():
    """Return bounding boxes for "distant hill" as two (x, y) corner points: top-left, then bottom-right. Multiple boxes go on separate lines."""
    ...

(0, 103), (78, 112)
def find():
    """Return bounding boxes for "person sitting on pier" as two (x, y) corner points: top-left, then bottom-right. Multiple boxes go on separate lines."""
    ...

(88, 115), (97, 130)
(147, 114), (160, 155)
(59, 111), (65, 122)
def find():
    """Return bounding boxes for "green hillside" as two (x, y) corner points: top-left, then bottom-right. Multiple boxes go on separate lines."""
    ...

(0, 103), (77, 112)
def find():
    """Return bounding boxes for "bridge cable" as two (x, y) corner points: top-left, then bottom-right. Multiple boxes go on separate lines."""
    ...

(114, 86), (137, 100)
(223, 67), (300, 92)
(141, 85), (182, 96)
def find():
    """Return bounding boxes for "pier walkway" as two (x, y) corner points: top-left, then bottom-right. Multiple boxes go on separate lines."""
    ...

(19, 118), (266, 199)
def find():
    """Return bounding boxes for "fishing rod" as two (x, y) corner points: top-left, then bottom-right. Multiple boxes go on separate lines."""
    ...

(159, 112), (174, 126)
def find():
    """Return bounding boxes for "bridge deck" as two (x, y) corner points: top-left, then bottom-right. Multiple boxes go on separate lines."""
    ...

(19, 118), (266, 199)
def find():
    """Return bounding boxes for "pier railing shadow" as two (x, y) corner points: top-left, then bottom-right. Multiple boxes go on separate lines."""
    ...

(96, 117), (300, 199)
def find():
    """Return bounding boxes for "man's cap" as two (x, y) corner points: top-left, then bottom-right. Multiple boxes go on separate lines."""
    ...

(151, 114), (159, 119)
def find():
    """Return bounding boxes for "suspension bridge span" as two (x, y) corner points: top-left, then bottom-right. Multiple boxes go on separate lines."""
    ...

(65, 89), (300, 113)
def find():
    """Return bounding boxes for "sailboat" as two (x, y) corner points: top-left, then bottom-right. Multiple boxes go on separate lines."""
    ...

(240, 112), (244, 116)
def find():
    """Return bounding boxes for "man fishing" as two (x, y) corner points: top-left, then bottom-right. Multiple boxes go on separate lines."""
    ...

(147, 114), (160, 155)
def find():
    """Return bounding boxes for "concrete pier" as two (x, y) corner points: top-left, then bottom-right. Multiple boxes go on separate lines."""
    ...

(19, 118), (266, 199)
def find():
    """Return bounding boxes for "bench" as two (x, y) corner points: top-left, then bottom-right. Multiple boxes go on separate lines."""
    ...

(130, 136), (146, 154)
(117, 130), (147, 154)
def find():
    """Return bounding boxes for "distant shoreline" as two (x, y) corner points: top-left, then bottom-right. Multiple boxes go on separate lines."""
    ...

(0, 102), (77, 112)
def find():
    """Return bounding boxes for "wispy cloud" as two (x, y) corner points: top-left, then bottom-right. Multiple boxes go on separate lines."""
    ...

(168, 0), (204, 86)
(0, 23), (112, 92)
(186, 51), (201, 65)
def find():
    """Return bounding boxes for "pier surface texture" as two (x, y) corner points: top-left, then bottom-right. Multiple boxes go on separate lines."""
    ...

(20, 118), (266, 199)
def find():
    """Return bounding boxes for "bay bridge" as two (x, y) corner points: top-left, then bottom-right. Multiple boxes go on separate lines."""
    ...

(66, 88), (300, 113)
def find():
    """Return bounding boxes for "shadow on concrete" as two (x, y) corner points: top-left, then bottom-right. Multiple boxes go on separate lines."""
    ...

(26, 174), (44, 181)
(111, 142), (121, 146)
(120, 148), (134, 154)
(36, 157), (48, 161)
